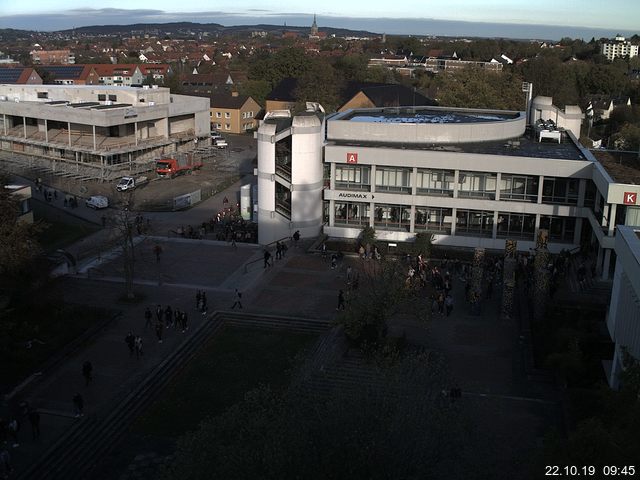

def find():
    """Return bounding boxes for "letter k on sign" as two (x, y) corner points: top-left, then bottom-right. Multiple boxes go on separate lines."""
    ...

(624, 192), (637, 205)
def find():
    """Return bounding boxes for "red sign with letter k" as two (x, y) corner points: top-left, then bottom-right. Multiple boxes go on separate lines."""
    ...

(624, 192), (637, 205)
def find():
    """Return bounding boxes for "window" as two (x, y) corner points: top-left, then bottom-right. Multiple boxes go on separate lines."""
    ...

(540, 216), (575, 242)
(225, 124), (230, 130)
(242, 112), (247, 118)
(216, 112), (221, 118)
(496, 212), (536, 239)
(374, 204), (411, 231)
(334, 202), (370, 226)
(375, 167), (411, 193)
(37, 92), (48, 99)
(458, 171), (497, 199)
(415, 207), (453, 233)
(500, 174), (539, 202)
(416, 169), (454, 196)
(225, 112), (230, 118)
(542, 178), (579, 205)
(335, 165), (370, 191)
(108, 94), (117, 102)
(456, 210), (494, 237)
(248, 111), (254, 117)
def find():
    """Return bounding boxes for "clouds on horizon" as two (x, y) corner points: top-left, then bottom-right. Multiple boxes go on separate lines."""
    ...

(0, 8), (637, 40)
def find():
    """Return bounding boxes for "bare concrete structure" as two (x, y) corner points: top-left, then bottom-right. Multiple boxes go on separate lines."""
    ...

(0, 84), (211, 180)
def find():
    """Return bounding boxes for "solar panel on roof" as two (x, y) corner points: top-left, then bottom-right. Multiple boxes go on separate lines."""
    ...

(69, 102), (100, 107)
(0, 68), (24, 83)
(40, 65), (84, 79)
(92, 103), (132, 110)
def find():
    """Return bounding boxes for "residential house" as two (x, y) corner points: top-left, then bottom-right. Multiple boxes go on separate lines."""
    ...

(38, 65), (99, 85)
(0, 67), (42, 85)
(338, 82), (437, 112)
(210, 92), (261, 133)
(30, 49), (75, 65)
(265, 77), (298, 112)
(181, 72), (235, 96)
(92, 64), (144, 86)
(586, 94), (632, 121)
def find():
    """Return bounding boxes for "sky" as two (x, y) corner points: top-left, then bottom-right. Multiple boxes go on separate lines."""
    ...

(0, 0), (638, 39)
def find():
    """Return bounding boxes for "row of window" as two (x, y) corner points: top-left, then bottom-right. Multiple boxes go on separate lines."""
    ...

(212, 111), (255, 119)
(211, 123), (231, 130)
(334, 165), (580, 205)
(330, 201), (576, 241)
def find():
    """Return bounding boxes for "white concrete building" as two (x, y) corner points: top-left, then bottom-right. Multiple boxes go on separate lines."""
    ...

(256, 97), (640, 283)
(0, 84), (211, 180)
(607, 225), (640, 389)
(601, 36), (639, 61)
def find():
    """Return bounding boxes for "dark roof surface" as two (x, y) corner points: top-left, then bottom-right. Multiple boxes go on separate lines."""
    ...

(210, 93), (250, 109)
(340, 82), (437, 110)
(39, 65), (85, 79)
(0, 67), (25, 83)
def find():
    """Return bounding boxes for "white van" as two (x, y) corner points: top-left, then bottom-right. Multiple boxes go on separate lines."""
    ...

(85, 195), (109, 209)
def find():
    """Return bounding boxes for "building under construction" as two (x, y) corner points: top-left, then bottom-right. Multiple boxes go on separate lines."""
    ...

(0, 84), (211, 181)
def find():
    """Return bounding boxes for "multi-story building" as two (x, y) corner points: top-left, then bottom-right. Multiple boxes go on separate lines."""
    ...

(0, 84), (210, 180)
(601, 35), (639, 61)
(257, 97), (640, 283)
(209, 93), (261, 134)
(606, 225), (640, 389)
(0, 67), (42, 85)
(30, 49), (75, 65)
(38, 65), (99, 85)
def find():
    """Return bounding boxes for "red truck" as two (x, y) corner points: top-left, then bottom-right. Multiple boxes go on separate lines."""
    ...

(156, 154), (203, 178)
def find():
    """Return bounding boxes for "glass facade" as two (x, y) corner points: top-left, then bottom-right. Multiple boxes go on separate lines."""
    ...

(374, 204), (411, 231)
(500, 174), (539, 202)
(335, 165), (370, 191)
(456, 209), (494, 237)
(542, 178), (579, 205)
(496, 212), (536, 238)
(416, 168), (454, 196)
(540, 215), (576, 242)
(415, 207), (453, 233)
(334, 202), (370, 226)
(375, 167), (411, 193)
(458, 171), (497, 199)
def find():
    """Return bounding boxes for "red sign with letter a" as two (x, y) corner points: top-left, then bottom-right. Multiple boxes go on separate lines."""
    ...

(624, 192), (637, 205)
(346, 152), (358, 164)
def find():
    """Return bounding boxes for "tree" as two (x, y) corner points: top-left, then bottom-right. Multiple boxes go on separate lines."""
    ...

(293, 59), (344, 113)
(111, 204), (137, 300)
(163, 354), (497, 480)
(413, 232), (433, 257)
(249, 47), (311, 88)
(238, 79), (271, 107)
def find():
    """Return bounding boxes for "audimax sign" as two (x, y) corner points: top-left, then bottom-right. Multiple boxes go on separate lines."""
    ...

(337, 192), (374, 199)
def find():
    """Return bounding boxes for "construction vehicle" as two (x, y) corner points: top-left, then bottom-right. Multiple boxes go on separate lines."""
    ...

(116, 176), (149, 191)
(155, 153), (203, 178)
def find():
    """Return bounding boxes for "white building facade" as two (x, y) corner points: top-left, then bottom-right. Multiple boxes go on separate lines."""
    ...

(601, 36), (639, 61)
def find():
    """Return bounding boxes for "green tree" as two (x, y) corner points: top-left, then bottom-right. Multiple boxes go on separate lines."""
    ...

(293, 59), (344, 113)
(249, 47), (311, 88)
(238, 79), (271, 107)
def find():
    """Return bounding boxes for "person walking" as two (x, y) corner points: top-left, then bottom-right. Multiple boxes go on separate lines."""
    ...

(72, 393), (84, 417)
(134, 336), (144, 359)
(445, 294), (454, 317)
(231, 289), (243, 309)
(7, 418), (19, 448)
(292, 230), (301, 247)
(144, 307), (153, 329)
(165, 305), (173, 328)
(125, 332), (135, 356)
(0, 448), (12, 478)
(196, 290), (202, 310)
(275, 242), (282, 260)
(201, 292), (208, 314)
(337, 290), (346, 311)
(82, 361), (93, 386)
(263, 249), (272, 268)
(155, 304), (163, 324)
(28, 408), (40, 440)
(180, 311), (189, 332)
(155, 322), (163, 344)
(153, 244), (163, 262)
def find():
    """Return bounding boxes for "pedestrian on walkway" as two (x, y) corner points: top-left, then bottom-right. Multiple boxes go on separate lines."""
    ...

(155, 322), (163, 344)
(7, 418), (19, 448)
(165, 305), (173, 328)
(180, 311), (189, 332)
(125, 332), (135, 356)
(0, 448), (12, 478)
(196, 290), (202, 310)
(231, 289), (243, 309)
(445, 294), (454, 317)
(153, 244), (163, 262)
(134, 336), (144, 359)
(72, 393), (84, 417)
(201, 292), (208, 314)
(143, 307), (152, 329)
(263, 249), (272, 268)
(82, 361), (93, 386)
(28, 408), (40, 440)
(293, 230), (301, 247)
(155, 304), (163, 323)
(337, 290), (346, 310)
(321, 242), (327, 259)
(275, 241), (282, 260)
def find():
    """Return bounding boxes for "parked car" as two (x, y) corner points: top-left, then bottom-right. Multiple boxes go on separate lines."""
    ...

(116, 176), (149, 192)
(85, 195), (109, 209)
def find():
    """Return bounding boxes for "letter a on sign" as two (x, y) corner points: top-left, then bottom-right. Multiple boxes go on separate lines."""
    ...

(624, 192), (637, 205)
(346, 152), (358, 164)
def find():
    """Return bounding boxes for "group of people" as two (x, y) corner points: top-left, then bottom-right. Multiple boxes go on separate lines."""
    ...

(146, 304), (191, 344)
(0, 402), (42, 478)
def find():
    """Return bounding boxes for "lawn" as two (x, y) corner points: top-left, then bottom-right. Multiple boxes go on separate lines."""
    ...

(0, 300), (113, 391)
(33, 203), (100, 253)
(134, 326), (317, 437)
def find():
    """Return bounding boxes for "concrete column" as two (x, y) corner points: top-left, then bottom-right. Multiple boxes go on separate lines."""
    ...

(44, 119), (48, 143)
(609, 345), (622, 390)
(608, 203), (617, 235)
(409, 205), (416, 233)
(534, 213), (541, 240)
(23, 116), (27, 138)
(68, 121), (71, 147)
(330, 163), (336, 190)
(602, 204), (609, 228)
(573, 218), (583, 245)
(92, 125), (97, 150)
(596, 245), (604, 275)
(450, 208), (457, 236)
(369, 202), (375, 227)
(453, 170), (459, 198)
(537, 175), (544, 204)
(411, 167), (417, 196)
(328, 199), (335, 227)
(370, 165), (376, 193)
(578, 179), (586, 207)
(134, 122), (138, 146)
(602, 249), (612, 281)
(492, 211), (499, 239)
(495, 172), (501, 201)
(594, 190), (601, 213)
(3, 114), (6, 135)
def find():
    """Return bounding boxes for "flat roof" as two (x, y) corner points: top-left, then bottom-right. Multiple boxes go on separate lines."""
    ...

(330, 128), (586, 161)
(591, 150), (640, 185)
(344, 109), (518, 124)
